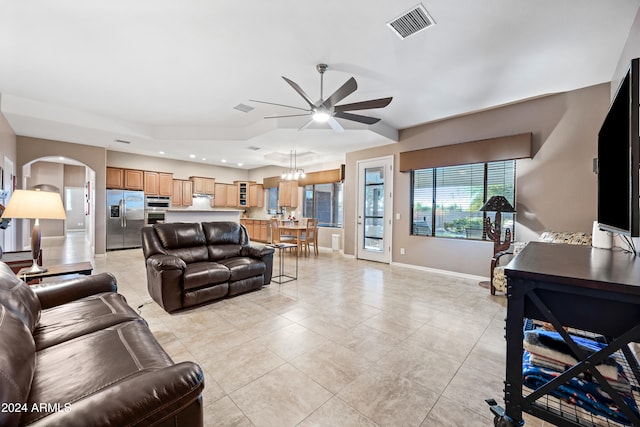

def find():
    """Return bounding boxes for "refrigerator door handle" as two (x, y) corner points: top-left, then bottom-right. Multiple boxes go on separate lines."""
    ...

(120, 199), (125, 228)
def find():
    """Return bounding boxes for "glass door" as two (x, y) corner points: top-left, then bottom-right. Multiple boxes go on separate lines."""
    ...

(357, 156), (393, 263)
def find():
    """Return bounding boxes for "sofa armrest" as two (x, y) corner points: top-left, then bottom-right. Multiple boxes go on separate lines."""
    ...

(241, 245), (275, 259)
(32, 273), (118, 310)
(28, 362), (204, 427)
(147, 254), (187, 271)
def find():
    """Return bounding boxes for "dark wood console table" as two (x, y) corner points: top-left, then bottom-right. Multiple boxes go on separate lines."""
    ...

(17, 261), (93, 283)
(492, 242), (640, 426)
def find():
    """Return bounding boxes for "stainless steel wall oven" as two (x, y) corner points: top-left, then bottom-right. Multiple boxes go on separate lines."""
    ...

(144, 196), (171, 225)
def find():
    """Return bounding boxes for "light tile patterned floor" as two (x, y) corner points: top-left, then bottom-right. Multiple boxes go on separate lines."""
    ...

(41, 232), (549, 426)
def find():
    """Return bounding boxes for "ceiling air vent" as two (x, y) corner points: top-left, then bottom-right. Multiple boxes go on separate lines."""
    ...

(247, 146), (261, 151)
(234, 103), (254, 113)
(387, 3), (435, 39)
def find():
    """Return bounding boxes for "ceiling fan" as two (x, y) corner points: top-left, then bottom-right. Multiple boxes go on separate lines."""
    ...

(250, 63), (392, 133)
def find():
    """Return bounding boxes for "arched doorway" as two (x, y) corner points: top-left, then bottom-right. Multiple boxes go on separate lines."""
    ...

(17, 156), (96, 259)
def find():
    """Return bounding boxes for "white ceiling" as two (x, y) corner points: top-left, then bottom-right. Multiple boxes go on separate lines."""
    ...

(0, 1), (638, 170)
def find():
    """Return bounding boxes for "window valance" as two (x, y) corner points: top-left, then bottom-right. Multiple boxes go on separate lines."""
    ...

(399, 132), (532, 172)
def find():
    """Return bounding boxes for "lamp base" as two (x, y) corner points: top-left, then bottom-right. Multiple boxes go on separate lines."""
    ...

(24, 259), (47, 275)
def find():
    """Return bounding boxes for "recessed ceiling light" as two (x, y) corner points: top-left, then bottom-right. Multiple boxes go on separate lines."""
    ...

(159, 151), (165, 155)
(237, 163), (243, 167)
(189, 154), (196, 158)
(221, 159), (227, 163)
(201, 158), (206, 161)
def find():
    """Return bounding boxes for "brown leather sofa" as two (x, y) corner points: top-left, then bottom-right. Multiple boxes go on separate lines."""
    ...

(0, 261), (204, 427)
(141, 221), (275, 313)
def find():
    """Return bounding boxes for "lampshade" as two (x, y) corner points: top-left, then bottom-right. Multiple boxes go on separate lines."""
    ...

(2, 189), (66, 220)
(479, 195), (515, 213)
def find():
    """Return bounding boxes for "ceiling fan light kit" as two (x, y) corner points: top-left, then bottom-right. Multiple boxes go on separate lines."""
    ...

(251, 63), (392, 132)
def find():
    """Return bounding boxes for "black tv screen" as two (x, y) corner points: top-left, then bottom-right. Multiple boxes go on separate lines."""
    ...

(597, 58), (640, 237)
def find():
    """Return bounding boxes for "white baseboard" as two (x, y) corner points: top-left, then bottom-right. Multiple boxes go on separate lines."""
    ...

(391, 261), (488, 282)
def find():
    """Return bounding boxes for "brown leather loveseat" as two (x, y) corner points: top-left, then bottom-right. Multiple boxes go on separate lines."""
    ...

(0, 261), (204, 427)
(141, 221), (274, 313)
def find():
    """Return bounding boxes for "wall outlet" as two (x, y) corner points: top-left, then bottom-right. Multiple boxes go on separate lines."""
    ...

(395, 213), (401, 220)
(400, 248), (405, 255)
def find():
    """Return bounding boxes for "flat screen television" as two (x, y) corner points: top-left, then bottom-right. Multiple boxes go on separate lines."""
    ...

(597, 58), (640, 237)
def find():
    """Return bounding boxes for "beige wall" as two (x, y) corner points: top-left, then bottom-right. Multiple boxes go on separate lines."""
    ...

(344, 83), (610, 277)
(17, 136), (106, 254)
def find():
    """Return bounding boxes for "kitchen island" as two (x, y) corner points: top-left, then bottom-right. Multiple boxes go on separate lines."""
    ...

(164, 209), (242, 223)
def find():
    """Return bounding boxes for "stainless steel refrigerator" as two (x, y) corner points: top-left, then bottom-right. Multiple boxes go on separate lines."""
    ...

(106, 190), (145, 250)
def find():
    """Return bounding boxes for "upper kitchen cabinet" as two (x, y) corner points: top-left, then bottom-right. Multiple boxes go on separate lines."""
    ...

(106, 167), (124, 189)
(172, 179), (193, 207)
(190, 176), (215, 195)
(107, 167), (144, 191)
(249, 183), (264, 208)
(144, 171), (173, 196)
(213, 183), (238, 207)
(124, 169), (144, 191)
(278, 180), (298, 208)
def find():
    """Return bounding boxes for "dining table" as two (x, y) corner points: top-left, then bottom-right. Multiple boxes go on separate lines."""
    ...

(279, 223), (308, 255)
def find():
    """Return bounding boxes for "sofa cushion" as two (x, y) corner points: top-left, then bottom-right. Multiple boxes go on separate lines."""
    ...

(218, 257), (266, 281)
(24, 319), (176, 426)
(153, 223), (209, 263)
(0, 305), (36, 427)
(203, 221), (243, 260)
(183, 261), (230, 291)
(33, 292), (141, 351)
(0, 262), (41, 332)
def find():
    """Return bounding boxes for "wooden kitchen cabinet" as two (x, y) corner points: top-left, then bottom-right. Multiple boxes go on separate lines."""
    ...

(144, 171), (174, 196)
(107, 167), (144, 191)
(240, 219), (268, 242)
(106, 167), (124, 189)
(213, 183), (237, 207)
(124, 169), (144, 191)
(278, 180), (298, 208)
(144, 171), (158, 195)
(190, 176), (215, 195)
(226, 184), (238, 207)
(258, 220), (268, 242)
(158, 173), (173, 196)
(172, 179), (193, 207)
(249, 183), (264, 208)
(213, 183), (227, 207)
(236, 181), (249, 207)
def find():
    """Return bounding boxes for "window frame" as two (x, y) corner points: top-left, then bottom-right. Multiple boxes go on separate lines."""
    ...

(410, 160), (516, 240)
(302, 182), (343, 228)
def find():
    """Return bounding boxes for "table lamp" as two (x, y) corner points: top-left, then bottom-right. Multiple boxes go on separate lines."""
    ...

(1, 189), (66, 273)
(479, 195), (516, 256)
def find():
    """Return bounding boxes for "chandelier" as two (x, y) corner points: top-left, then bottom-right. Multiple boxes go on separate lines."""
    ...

(281, 149), (306, 180)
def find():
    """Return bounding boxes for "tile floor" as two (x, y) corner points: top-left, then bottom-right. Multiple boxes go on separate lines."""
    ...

(40, 232), (548, 426)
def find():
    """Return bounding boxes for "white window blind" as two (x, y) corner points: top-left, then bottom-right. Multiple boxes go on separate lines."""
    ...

(411, 160), (515, 239)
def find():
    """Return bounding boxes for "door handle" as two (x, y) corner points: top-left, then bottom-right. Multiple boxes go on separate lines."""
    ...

(120, 199), (125, 228)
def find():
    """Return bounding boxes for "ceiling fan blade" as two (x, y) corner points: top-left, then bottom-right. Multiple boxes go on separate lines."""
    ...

(334, 97), (393, 112)
(327, 117), (344, 133)
(334, 111), (381, 125)
(322, 77), (358, 109)
(282, 76), (315, 108)
(249, 99), (310, 112)
(264, 114), (311, 119)
(298, 119), (314, 131)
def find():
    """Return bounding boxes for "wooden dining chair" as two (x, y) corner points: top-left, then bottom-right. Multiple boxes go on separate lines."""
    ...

(270, 218), (296, 245)
(300, 218), (319, 256)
